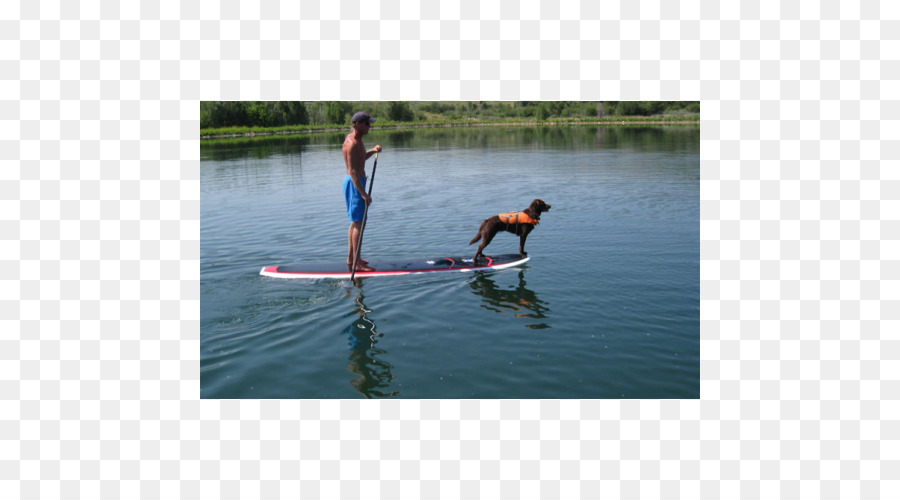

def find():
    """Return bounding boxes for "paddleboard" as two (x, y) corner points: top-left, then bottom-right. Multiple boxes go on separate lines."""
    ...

(260, 254), (530, 279)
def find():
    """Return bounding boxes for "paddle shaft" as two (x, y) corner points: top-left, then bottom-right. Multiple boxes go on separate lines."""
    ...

(350, 152), (378, 280)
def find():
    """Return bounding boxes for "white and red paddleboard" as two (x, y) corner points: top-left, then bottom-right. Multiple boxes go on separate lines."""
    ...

(260, 254), (530, 279)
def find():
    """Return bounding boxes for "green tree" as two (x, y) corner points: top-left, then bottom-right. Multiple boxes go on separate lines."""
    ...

(324, 102), (351, 124)
(387, 101), (416, 121)
(246, 102), (271, 126)
(616, 101), (641, 116)
(272, 101), (309, 126)
(200, 101), (250, 128)
(536, 103), (552, 121)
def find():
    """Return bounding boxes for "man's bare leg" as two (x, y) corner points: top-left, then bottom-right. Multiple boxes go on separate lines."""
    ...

(347, 221), (372, 270)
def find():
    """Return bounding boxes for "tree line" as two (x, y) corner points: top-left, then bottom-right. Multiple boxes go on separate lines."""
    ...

(200, 101), (700, 130)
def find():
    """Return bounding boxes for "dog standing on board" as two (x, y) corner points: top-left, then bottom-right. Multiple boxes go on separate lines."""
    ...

(469, 199), (552, 261)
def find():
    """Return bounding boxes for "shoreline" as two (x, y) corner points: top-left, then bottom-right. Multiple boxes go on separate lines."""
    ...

(200, 119), (699, 140)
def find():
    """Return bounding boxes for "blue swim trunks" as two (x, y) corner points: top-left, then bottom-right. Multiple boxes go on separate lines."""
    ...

(343, 175), (367, 222)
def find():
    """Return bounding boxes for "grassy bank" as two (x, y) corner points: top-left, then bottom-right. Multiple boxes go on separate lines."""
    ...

(200, 115), (699, 140)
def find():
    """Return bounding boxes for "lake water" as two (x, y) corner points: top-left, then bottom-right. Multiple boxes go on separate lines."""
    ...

(201, 126), (700, 399)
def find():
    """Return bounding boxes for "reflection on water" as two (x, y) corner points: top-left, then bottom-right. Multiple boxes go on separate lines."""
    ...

(200, 126), (701, 162)
(342, 287), (399, 398)
(468, 270), (550, 329)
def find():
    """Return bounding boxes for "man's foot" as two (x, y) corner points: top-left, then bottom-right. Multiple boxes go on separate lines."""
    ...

(346, 258), (369, 266)
(348, 260), (375, 272)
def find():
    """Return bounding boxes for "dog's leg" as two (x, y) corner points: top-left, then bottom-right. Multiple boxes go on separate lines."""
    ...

(474, 231), (496, 261)
(518, 229), (531, 257)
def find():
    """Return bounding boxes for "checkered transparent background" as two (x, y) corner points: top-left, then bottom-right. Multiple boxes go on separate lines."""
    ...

(3, 0), (897, 498)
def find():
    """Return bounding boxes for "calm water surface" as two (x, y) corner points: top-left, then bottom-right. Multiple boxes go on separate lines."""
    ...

(201, 126), (699, 398)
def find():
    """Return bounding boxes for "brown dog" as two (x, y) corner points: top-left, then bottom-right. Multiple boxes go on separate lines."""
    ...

(469, 199), (551, 261)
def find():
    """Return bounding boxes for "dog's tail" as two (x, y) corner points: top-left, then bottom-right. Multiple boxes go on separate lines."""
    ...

(468, 220), (486, 245)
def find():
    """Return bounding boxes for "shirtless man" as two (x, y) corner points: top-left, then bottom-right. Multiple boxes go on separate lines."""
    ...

(342, 111), (382, 271)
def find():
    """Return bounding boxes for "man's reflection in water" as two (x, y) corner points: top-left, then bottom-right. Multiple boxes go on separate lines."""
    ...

(468, 270), (551, 329)
(343, 288), (399, 398)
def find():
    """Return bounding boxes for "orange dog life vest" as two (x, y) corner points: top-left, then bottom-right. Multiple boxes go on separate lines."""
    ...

(498, 212), (539, 225)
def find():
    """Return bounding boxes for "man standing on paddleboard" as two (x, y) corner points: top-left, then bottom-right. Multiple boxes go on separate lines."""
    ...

(343, 111), (382, 272)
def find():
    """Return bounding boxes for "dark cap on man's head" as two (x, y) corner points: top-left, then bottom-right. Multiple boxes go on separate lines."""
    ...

(352, 111), (376, 124)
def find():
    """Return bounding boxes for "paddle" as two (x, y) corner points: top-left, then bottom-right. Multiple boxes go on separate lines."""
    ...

(350, 152), (378, 280)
